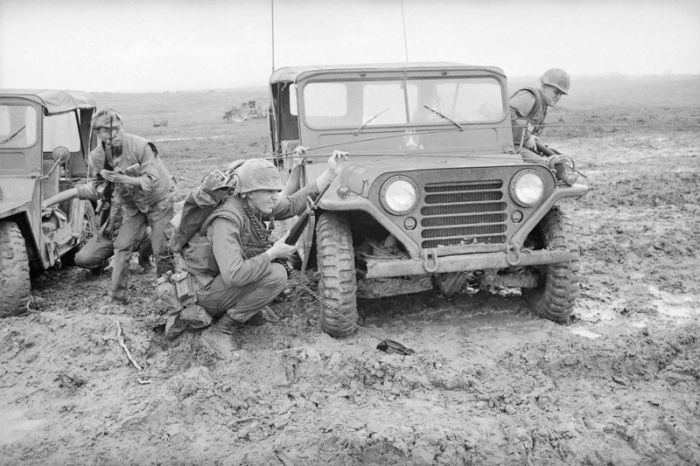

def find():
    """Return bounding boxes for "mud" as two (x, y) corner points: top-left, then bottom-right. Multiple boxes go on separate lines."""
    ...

(1, 84), (699, 465)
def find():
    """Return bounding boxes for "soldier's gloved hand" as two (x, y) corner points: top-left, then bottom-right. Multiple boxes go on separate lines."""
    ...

(100, 169), (128, 184)
(315, 150), (348, 191)
(292, 145), (308, 158)
(524, 135), (539, 151)
(328, 150), (348, 176)
(266, 234), (297, 261)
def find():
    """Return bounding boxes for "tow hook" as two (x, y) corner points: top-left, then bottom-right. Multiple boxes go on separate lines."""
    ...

(422, 249), (439, 273)
(505, 241), (522, 266)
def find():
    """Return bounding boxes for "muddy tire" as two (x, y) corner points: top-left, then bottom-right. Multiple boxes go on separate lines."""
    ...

(316, 213), (358, 338)
(0, 221), (31, 317)
(523, 207), (580, 323)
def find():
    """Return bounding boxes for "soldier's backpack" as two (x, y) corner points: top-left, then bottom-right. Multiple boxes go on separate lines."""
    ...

(168, 160), (246, 253)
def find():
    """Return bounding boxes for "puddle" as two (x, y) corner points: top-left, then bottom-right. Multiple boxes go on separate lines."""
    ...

(649, 286), (699, 321)
(570, 328), (602, 339)
(0, 407), (46, 445)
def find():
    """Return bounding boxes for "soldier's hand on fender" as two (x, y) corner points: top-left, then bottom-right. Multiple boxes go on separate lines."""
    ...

(328, 150), (348, 176)
(266, 233), (297, 261)
(525, 135), (539, 151)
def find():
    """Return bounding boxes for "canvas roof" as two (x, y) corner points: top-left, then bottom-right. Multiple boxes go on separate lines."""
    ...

(1, 89), (96, 115)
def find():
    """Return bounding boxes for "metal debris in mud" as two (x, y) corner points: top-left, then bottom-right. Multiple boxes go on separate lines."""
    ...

(114, 320), (151, 384)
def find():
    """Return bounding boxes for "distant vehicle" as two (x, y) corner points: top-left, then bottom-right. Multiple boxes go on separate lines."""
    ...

(153, 119), (168, 127)
(268, 63), (587, 337)
(0, 89), (98, 316)
(223, 99), (269, 123)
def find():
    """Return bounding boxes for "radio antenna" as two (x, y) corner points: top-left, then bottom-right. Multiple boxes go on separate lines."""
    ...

(400, 0), (409, 62)
(271, 0), (276, 71)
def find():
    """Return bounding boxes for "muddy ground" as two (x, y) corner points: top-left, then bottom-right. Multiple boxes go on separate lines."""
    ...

(1, 79), (699, 465)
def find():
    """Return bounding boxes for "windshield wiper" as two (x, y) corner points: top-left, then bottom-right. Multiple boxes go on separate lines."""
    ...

(0, 125), (26, 145)
(422, 106), (463, 131)
(354, 107), (391, 136)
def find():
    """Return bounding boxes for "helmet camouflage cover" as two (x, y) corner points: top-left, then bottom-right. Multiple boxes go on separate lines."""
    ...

(540, 68), (570, 95)
(236, 158), (284, 194)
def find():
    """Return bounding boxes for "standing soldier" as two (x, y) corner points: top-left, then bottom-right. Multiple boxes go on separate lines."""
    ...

(90, 109), (175, 304)
(170, 152), (346, 348)
(509, 68), (571, 163)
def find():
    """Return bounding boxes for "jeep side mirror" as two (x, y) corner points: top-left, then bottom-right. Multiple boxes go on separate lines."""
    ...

(43, 146), (72, 180)
(51, 146), (72, 164)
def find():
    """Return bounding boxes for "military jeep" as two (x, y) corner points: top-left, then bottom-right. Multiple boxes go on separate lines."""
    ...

(0, 90), (97, 316)
(268, 63), (587, 337)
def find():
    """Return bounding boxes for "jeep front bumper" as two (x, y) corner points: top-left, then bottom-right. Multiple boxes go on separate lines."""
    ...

(364, 248), (573, 278)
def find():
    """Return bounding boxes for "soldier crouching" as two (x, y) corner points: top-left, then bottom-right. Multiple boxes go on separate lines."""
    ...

(173, 152), (346, 348)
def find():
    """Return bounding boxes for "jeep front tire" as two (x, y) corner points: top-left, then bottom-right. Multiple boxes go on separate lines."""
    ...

(523, 207), (580, 323)
(0, 221), (31, 317)
(316, 212), (358, 337)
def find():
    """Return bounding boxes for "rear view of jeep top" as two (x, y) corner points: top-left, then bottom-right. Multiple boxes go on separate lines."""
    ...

(268, 63), (587, 337)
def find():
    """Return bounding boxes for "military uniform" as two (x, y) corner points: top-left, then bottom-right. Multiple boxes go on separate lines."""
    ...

(509, 86), (549, 164)
(180, 182), (319, 322)
(509, 68), (571, 164)
(89, 132), (175, 301)
(74, 182), (152, 271)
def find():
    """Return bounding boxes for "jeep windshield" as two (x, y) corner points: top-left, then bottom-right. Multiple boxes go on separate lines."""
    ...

(302, 76), (504, 131)
(0, 105), (38, 148)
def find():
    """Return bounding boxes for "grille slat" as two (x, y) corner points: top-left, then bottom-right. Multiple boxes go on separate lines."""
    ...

(421, 180), (507, 248)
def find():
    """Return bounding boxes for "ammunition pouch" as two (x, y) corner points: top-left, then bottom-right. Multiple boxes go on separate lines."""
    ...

(157, 270), (212, 333)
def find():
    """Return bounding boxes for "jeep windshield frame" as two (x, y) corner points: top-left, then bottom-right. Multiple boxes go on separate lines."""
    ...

(269, 64), (515, 159)
(301, 76), (504, 131)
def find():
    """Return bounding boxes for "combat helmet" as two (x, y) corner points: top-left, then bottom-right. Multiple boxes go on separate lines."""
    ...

(540, 68), (570, 95)
(91, 108), (123, 131)
(236, 158), (284, 194)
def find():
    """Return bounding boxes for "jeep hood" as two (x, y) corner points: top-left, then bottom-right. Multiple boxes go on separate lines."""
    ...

(328, 154), (524, 192)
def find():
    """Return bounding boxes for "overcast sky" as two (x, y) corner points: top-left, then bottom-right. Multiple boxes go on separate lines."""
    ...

(1, 0), (699, 92)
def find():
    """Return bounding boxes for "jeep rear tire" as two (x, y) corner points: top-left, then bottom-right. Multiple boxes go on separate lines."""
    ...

(0, 221), (31, 317)
(316, 212), (358, 337)
(523, 207), (580, 323)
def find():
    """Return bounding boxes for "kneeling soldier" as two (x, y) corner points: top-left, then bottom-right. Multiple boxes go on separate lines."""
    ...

(174, 152), (346, 347)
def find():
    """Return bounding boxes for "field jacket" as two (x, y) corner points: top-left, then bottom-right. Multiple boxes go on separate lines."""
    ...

(88, 133), (172, 215)
(180, 182), (320, 288)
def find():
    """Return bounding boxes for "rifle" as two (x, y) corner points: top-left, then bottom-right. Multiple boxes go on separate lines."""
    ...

(534, 140), (586, 184)
(534, 139), (560, 157)
(284, 182), (331, 245)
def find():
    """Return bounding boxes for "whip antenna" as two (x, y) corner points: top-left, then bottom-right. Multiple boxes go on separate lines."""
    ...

(271, 0), (276, 71)
(400, 0), (409, 62)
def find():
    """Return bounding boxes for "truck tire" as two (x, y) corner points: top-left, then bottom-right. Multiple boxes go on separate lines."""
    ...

(316, 212), (358, 337)
(523, 207), (580, 323)
(0, 221), (31, 317)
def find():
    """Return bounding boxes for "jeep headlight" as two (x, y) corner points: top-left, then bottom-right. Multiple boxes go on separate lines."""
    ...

(510, 170), (545, 207)
(380, 177), (418, 215)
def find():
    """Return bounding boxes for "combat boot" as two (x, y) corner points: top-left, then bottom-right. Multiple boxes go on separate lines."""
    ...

(200, 314), (239, 354)
(212, 314), (238, 335)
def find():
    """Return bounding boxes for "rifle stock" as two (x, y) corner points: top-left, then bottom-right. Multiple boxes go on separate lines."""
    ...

(285, 211), (310, 245)
(284, 182), (331, 245)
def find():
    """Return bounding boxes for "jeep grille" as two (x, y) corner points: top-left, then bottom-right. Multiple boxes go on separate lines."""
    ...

(420, 180), (507, 248)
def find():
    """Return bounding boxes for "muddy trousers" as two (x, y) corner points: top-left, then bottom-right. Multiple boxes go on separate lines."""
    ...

(111, 202), (174, 301)
(195, 263), (287, 322)
(75, 231), (152, 270)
